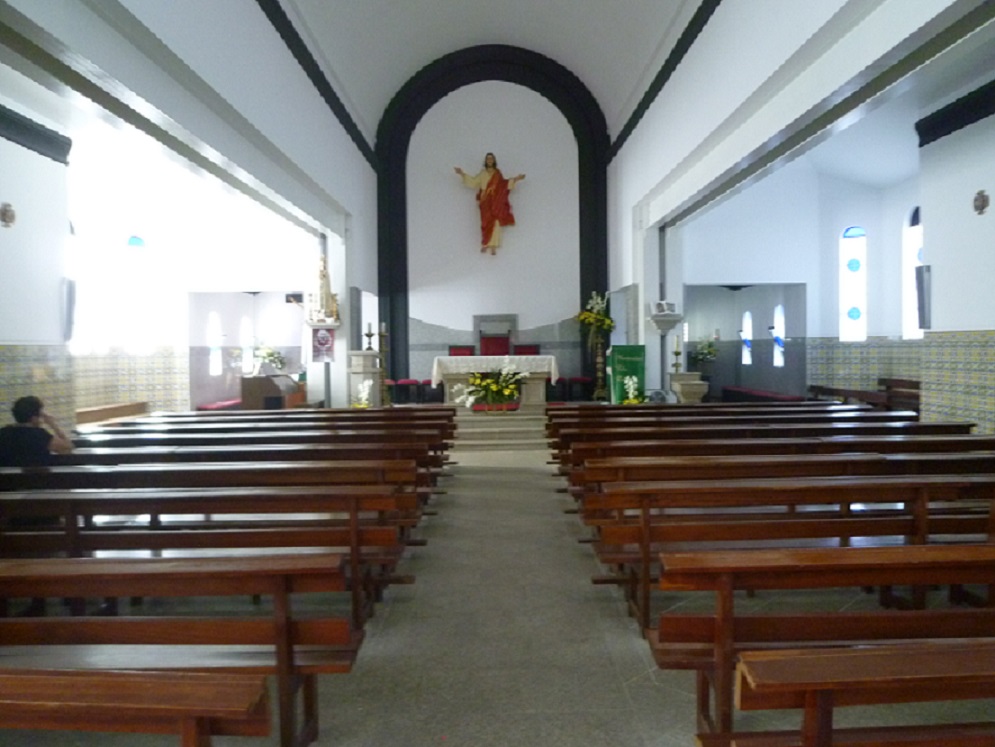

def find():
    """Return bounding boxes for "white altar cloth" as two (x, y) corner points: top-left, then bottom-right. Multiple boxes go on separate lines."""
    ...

(430, 355), (560, 387)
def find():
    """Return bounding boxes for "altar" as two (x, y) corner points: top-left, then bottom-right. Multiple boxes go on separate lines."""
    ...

(431, 355), (560, 404)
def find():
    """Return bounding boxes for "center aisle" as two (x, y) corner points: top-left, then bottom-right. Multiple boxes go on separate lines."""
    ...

(317, 446), (696, 747)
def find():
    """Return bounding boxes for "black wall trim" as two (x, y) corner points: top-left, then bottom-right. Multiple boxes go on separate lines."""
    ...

(254, 0), (376, 168)
(0, 102), (71, 163)
(608, 0), (723, 161)
(916, 75), (995, 147)
(376, 44), (609, 377)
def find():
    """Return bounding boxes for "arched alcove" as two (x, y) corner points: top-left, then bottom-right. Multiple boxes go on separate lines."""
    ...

(376, 44), (608, 376)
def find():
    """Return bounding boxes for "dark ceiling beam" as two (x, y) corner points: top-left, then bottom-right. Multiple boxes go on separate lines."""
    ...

(254, 0), (376, 169)
(0, 101), (71, 163)
(916, 74), (995, 146)
(609, 0), (724, 162)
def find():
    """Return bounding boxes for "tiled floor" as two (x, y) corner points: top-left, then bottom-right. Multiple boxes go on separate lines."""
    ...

(4, 446), (993, 746)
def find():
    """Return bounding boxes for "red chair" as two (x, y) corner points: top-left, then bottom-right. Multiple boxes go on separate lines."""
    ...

(513, 344), (540, 355)
(395, 378), (420, 404)
(421, 379), (443, 403)
(479, 334), (510, 356)
(448, 345), (475, 356)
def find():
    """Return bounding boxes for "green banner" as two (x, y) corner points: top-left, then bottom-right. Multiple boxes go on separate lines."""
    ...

(607, 345), (646, 404)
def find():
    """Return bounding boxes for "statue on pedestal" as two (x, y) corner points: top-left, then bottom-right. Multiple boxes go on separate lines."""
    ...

(308, 256), (340, 326)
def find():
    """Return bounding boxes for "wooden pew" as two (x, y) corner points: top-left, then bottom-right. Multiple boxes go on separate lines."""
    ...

(72, 427), (452, 454)
(732, 642), (995, 747)
(551, 421), (976, 466)
(651, 544), (995, 738)
(545, 401), (865, 416)
(808, 384), (888, 408)
(0, 669), (270, 747)
(136, 405), (458, 423)
(562, 434), (995, 473)
(59, 442), (446, 486)
(0, 458), (427, 492)
(571, 450), (995, 495)
(809, 378), (921, 413)
(78, 417), (457, 440)
(0, 485), (417, 628)
(584, 472), (995, 631)
(546, 409), (918, 440)
(0, 553), (361, 747)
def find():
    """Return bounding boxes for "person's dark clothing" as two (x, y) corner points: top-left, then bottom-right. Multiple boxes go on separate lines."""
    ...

(0, 424), (54, 467)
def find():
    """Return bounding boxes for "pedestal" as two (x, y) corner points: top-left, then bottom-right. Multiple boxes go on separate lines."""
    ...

(348, 350), (383, 407)
(670, 372), (709, 403)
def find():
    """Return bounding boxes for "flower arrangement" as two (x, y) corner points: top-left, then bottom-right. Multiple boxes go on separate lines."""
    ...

(255, 346), (286, 371)
(353, 378), (373, 409)
(622, 375), (642, 405)
(688, 339), (718, 366)
(577, 291), (614, 351)
(451, 356), (528, 407)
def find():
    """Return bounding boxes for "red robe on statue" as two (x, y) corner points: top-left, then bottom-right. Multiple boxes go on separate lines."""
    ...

(477, 169), (515, 247)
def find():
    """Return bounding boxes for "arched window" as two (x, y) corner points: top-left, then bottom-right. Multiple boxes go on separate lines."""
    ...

(902, 207), (924, 340)
(207, 312), (223, 377)
(240, 316), (255, 374)
(839, 226), (867, 342)
(740, 311), (753, 366)
(771, 304), (786, 368)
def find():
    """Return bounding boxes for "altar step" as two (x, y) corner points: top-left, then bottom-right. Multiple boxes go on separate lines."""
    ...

(452, 409), (549, 452)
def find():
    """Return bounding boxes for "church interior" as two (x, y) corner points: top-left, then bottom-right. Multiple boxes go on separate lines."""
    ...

(2, 1), (995, 745)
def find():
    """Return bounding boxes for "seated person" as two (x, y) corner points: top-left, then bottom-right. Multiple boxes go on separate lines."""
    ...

(0, 395), (74, 467)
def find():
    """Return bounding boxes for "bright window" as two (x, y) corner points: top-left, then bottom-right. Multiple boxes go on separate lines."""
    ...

(240, 316), (255, 374)
(771, 304), (785, 368)
(206, 312), (223, 377)
(902, 207), (924, 340)
(740, 312), (753, 366)
(839, 226), (867, 342)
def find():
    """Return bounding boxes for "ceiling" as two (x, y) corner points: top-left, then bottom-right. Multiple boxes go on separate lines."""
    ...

(277, 0), (703, 143)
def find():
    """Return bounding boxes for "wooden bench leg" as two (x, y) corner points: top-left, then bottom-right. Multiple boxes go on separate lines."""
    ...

(300, 674), (320, 746)
(179, 716), (212, 747)
(801, 689), (833, 747)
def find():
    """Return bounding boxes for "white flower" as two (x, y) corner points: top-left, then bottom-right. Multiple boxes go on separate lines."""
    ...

(357, 378), (373, 406)
(585, 291), (608, 316)
(623, 375), (639, 401)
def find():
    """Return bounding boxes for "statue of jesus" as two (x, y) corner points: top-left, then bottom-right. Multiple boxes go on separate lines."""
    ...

(455, 152), (525, 255)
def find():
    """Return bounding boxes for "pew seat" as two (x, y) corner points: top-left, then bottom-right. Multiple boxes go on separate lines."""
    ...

(0, 669), (270, 747)
(651, 544), (995, 738)
(0, 554), (360, 747)
(724, 642), (995, 747)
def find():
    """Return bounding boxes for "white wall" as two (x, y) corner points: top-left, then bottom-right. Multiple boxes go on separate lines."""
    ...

(677, 156), (922, 340)
(920, 115), (995, 331)
(678, 159), (823, 330)
(0, 136), (69, 344)
(407, 81), (579, 330)
(609, 0), (958, 294)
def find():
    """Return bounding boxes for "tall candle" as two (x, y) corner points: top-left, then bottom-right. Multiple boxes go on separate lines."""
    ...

(380, 322), (386, 334)
(367, 323), (372, 334)
(675, 334), (681, 352)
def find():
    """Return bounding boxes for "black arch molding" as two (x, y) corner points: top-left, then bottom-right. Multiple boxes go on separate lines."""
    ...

(376, 44), (609, 378)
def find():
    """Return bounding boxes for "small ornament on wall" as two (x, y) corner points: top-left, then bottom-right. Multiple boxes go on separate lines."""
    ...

(0, 202), (14, 227)
(974, 190), (989, 215)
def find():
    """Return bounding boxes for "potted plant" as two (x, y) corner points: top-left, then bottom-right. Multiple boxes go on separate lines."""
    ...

(451, 356), (528, 412)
